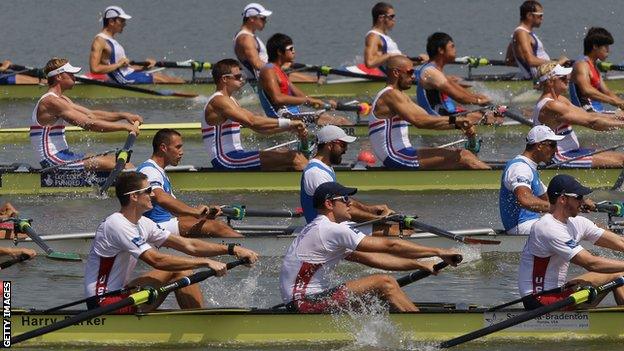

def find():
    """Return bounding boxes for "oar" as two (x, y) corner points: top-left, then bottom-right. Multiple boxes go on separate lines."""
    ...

(263, 139), (299, 151)
(597, 61), (624, 72)
(436, 138), (467, 149)
(40, 149), (116, 173)
(0, 253), (32, 270)
(43, 286), (137, 313)
(500, 107), (532, 126)
(453, 56), (509, 68)
(400, 215), (501, 245)
(11, 258), (249, 345)
(221, 205), (303, 221)
(98, 123), (139, 196)
(291, 63), (386, 81)
(130, 60), (212, 71)
(594, 201), (623, 216)
(8, 64), (46, 79)
(271, 257), (459, 310)
(332, 101), (372, 115)
(440, 276), (624, 348)
(74, 75), (198, 98)
(487, 284), (572, 311)
(546, 143), (624, 169)
(11, 219), (81, 261)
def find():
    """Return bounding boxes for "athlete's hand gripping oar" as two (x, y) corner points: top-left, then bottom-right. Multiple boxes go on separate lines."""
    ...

(440, 276), (624, 348)
(220, 205), (303, 220)
(6, 218), (81, 261)
(11, 258), (249, 345)
(98, 121), (140, 196)
(546, 143), (624, 169)
(0, 253), (33, 270)
(74, 75), (198, 98)
(130, 60), (212, 72)
(396, 255), (463, 287)
(291, 63), (386, 81)
(399, 215), (501, 245)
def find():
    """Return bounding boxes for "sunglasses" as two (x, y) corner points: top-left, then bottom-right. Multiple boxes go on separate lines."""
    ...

(383, 14), (396, 19)
(541, 141), (557, 148)
(556, 76), (569, 83)
(285, 45), (295, 52)
(123, 186), (152, 196)
(329, 195), (350, 204)
(223, 73), (246, 81)
(531, 12), (544, 18)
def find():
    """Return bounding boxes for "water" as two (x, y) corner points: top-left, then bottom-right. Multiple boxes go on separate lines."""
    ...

(3, 1), (624, 349)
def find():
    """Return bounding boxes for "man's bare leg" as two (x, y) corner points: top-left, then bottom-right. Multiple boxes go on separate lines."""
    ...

(259, 150), (308, 171)
(128, 269), (203, 311)
(344, 274), (418, 312)
(178, 216), (243, 238)
(417, 147), (491, 170)
(152, 72), (185, 84)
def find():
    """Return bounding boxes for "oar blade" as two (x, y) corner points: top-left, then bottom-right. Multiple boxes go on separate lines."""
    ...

(46, 251), (82, 262)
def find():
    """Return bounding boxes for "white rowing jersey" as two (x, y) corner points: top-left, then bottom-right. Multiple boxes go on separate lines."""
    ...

(202, 92), (245, 161)
(279, 215), (366, 303)
(366, 30), (402, 55)
(96, 32), (136, 83)
(84, 212), (170, 299)
(518, 213), (603, 296)
(532, 97), (579, 154)
(300, 159), (337, 223)
(30, 92), (74, 167)
(234, 29), (268, 80)
(512, 27), (550, 79)
(368, 86), (416, 166)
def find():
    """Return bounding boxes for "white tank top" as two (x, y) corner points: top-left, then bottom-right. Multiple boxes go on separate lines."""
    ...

(96, 32), (135, 81)
(366, 30), (402, 55)
(202, 92), (244, 161)
(234, 29), (268, 79)
(30, 92), (70, 161)
(532, 97), (579, 152)
(513, 27), (550, 79)
(368, 87), (413, 162)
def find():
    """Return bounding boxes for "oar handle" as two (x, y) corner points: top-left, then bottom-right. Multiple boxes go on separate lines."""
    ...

(8, 64), (45, 78)
(221, 205), (303, 220)
(0, 253), (32, 270)
(396, 261), (449, 287)
(16, 219), (53, 255)
(595, 201), (624, 216)
(130, 60), (212, 71)
(334, 102), (372, 115)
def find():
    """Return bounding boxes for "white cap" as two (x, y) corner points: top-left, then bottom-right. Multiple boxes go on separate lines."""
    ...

(46, 62), (82, 78)
(317, 125), (357, 144)
(242, 3), (272, 17)
(538, 64), (572, 83)
(103, 6), (132, 20)
(526, 125), (564, 144)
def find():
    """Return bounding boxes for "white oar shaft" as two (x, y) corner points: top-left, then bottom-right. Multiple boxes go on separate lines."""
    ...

(436, 139), (467, 149)
(263, 139), (298, 151)
(547, 143), (624, 169)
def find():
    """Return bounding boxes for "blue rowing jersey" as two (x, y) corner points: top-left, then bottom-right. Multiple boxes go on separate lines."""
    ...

(415, 62), (458, 115)
(499, 157), (542, 231)
(136, 159), (174, 223)
(300, 159), (337, 223)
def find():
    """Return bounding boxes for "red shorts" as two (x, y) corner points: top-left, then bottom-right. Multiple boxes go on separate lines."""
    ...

(291, 285), (349, 313)
(87, 293), (136, 314)
(523, 289), (575, 311)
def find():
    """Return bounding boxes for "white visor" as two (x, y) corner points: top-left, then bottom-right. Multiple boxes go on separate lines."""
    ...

(538, 64), (572, 83)
(46, 62), (82, 78)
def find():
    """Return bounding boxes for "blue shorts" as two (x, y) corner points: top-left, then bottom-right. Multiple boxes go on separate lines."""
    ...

(110, 71), (154, 84)
(0, 74), (16, 85)
(40, 149), (86, 170)
(382, 147), (420, 169)
(211, 149), (261, 170)
(552, 148), (594, 168)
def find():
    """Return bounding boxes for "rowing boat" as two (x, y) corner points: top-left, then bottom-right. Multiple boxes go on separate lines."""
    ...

(10, 306), (624, 346)
(2, 228), (536, 256)
(0, 166), (620, 195)
(3, 75), (624, 100)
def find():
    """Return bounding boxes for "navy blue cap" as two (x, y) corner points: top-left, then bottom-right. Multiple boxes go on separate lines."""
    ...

(312, 182), (357, 208)
(547, 174), (592, 201)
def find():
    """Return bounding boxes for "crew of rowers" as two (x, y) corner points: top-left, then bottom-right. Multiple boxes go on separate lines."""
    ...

(6, 1), (624, 316)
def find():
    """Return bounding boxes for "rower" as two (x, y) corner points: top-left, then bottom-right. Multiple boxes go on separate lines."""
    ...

(137, 129), (243, 238)
(31, 58), (142, 171)
(280, 181), (460, 312)
(416, 32), (494, 118)
(518, 174), (624, 311)
(370, 55), (490, 170)
(300, 125), (394, 224)
(258, 33), (352, 125)
(84, 171), (258, 313)
(89, 6), (184, 84)
(569, 27), (624, 112)
(234, 3), (315, 83)
(0, 201), (19, 238)
(0, 59), (42, 84)
(504, 1), (567, 80)
(499, 125), (563, 235)
(533, 61), (624, 168)
(204, 59), (308, 171)
(364, 2), (427, 72)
